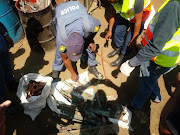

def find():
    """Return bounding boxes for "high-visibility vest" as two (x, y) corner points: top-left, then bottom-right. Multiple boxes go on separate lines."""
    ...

(141, 0), (180, 67)
(112, 0), (152, 23)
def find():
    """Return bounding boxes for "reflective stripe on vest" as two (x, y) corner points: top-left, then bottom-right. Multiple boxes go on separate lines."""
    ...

(141, 0), (180, 67)
(112, 0), (152, 22)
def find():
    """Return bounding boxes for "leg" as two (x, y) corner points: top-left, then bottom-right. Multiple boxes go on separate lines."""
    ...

(131, 61), (171, 109)
(107, 14), (129, 58)
(85, 48), (103, 79)
(150, 82), (161, 102)
(52, 48), (64, 79)
(109, 24), (128, 67)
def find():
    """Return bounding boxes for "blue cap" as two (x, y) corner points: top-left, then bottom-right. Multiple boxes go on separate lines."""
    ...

(66, 33), (84, 62)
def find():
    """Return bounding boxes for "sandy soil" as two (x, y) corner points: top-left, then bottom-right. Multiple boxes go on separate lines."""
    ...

(5, 0), (180, 135)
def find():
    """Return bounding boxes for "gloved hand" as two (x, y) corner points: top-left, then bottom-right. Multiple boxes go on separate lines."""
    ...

(120, 60), (135, 77)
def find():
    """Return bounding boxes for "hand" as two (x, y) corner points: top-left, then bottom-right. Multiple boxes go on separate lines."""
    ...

(88, 43), (96, 52)
(71, 73), (78, 82)
(0, 100), (11, 135)
(128, 36), (138, 49)
(4, 35), (14, 49)
(105, 31), (112, 40)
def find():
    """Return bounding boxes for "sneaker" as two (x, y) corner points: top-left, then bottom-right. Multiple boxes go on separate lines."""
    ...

(152, 96), (161, 103)
(88, 66), (103, 79)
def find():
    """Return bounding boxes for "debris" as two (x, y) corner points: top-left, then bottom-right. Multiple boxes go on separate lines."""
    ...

(26, 80), (45, 99)
(19, 0), (51, 13)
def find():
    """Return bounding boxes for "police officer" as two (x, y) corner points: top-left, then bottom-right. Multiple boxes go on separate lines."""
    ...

(52, 1), (103, 82)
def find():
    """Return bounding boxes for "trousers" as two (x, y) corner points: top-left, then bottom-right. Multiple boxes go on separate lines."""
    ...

(131, 61), (171, 109)
(113, 13), (144, 55)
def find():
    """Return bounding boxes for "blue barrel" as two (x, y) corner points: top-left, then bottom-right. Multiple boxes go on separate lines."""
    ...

(0, 0), (23, 43)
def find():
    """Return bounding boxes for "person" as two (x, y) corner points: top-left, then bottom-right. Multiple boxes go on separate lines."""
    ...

(105, 0), (152, 67)
(120, 0), (180, 109)
(0, 100), (11, 135)
(52, 0), (103, 82)
(0, 22), (15, 103)
(159, 72), (180, 135)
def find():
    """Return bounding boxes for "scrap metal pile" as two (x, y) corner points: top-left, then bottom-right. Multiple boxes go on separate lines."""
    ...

(26, 80), (45, 99)
(47, 77), (132, 134)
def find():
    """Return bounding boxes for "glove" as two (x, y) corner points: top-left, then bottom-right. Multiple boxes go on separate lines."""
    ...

(120, 60), (135, 77)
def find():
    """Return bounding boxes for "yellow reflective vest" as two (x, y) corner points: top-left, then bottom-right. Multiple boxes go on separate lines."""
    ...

(142, 0), (180, 67)
(112, 0), (152, 23)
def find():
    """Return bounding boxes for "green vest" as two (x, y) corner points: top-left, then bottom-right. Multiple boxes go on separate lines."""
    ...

(112, 0), (151, 21)
(152, 0), (180, 67)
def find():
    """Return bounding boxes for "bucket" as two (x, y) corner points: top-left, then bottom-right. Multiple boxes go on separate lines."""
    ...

(15, 0), (56, 51)
(54, 0), (91, 10)
(0, 0), (23, 43)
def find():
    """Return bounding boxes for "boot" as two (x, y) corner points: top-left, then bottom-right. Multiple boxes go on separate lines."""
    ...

(52, 70), (61, 82)
(88, 66), (103, 79)
(110, 54), (124, 67)
(80, 54), (88, 69)
(107, 47), (121, 58)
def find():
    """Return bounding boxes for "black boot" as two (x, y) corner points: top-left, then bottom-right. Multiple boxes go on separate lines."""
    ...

(80, 54), (88, 69)
(88, 66), (103, 79)
(52, 70), (61, 82)
(110, 54), (124, 67)
(107, 47), (121, 58)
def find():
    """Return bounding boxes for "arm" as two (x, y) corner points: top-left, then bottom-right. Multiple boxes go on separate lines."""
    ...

(0, 100), (11, 135)
(129, 11), (143, 47)
(0, 27), (13, 48)
(105, 5), (116, 40)
(129, 0), (144, 47)
(60, 53), (78, 81)
(159, 72), (180, 135)
(129, 1), (180, 67)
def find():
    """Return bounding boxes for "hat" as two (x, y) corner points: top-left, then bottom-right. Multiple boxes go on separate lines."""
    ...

(66, 33), (84, 62)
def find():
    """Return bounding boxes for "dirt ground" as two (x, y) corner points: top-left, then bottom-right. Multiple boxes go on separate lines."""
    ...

(5, 0), (180, 135)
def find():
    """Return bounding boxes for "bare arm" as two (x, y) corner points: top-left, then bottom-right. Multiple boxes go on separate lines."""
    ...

(105, 5), (116, 40)
(60, 53), (78, 81)
(129, 11), (143, 47)
(0, 27), (13, 48)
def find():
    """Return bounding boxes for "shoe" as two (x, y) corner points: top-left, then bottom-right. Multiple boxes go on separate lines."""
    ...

(128, 106), (149, 130)
(88, 66), (103, 79)
(52, 70), (60, 78)
(107, 47), (121, 58)
(152, 96), (161, 103)
(110, 54), (124, 67)
(80, 54), (88, 69)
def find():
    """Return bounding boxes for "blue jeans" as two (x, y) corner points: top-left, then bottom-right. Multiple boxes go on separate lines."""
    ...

(113, 13), (144, 55)
(0, 35), (14, 100)
(131, 61), (171, 109)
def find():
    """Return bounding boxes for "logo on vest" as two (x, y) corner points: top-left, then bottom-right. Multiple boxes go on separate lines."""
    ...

(59, 45), (66, 53)
(61, 5), (80, 15)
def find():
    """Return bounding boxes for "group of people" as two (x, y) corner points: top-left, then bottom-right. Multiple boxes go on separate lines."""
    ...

(52, 0), (179, 107)
(51, 0), (180, 134)
(51, 0), (153, 80)
(0, 0), (180, 134)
